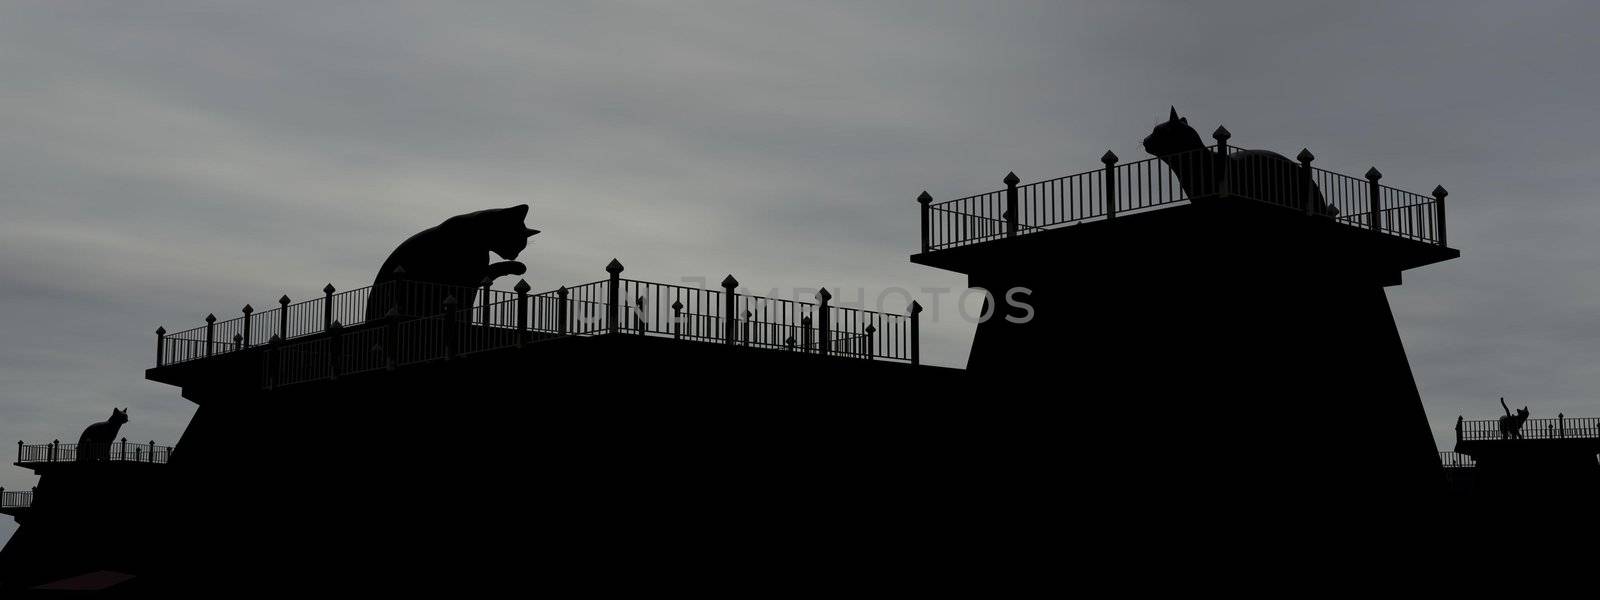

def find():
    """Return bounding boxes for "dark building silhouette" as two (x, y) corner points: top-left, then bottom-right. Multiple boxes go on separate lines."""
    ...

(912, 110), (1458, 533)
(12, 111), (1581, 590)
(1451, 411), (1600, 505)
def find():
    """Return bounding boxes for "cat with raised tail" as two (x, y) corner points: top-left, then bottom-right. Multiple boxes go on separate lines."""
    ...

(1498, 397), (1530, 439)
(76, 407), (129, 462)
(1142, 106), (1338, 217)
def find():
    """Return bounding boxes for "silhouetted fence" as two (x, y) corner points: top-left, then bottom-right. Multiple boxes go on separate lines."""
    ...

(0, 488), (32, 509)
(155, 279), (510, 366)
(919, 136), (1449, 251)
(1439, 451), (1475, 469)
(15, 439), (174, 465)
(1456, 415), (1600, 441)
(222, 259), (922, 388)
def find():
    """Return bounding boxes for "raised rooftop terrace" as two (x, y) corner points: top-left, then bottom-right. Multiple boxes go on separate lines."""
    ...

(912, 134), (1457, 272)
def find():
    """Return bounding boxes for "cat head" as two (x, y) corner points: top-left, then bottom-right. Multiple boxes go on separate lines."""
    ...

(109, 407), (129, 424)
(1142, 106), (1205, 158)
(1518, 407), (1530, 418)
(468, 204), (540, 260)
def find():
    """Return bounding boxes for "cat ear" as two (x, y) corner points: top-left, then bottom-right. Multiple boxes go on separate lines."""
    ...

(1169, 106), (1179, 122)
(507, 204), (529, 218)
(524, 227), (540, 237)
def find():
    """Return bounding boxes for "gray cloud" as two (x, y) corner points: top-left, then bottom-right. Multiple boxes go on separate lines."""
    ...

(5, 0), (1600, 544)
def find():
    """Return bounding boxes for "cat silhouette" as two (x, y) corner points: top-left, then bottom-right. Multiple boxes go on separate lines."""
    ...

(1143, 107), (1337, 217)
(76, 407), (128, 462)
(366, 205), (539, 321)
(1498, 397), (1530, 440)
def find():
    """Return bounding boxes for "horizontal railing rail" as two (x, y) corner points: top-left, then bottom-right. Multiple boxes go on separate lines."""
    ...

(249, 261), (925, 389)
(1457, 416), (1600, 441)
(1440, 451), (1475, 469)
(919, 138), (1449, 252)
(16, 440), (174, 465)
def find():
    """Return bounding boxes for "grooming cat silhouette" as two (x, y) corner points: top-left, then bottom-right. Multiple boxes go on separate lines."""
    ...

(1143, 107), (1337, 216)
(365, 205), (540, 320)
(76, 407), (128, 462)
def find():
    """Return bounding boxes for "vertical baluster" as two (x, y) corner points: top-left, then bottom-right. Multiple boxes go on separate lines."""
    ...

(1102, 151), (1119, 219)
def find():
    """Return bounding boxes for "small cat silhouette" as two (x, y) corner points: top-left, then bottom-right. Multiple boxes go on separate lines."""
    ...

(366, 205), (540, 320)
(76, 407), (128, 462)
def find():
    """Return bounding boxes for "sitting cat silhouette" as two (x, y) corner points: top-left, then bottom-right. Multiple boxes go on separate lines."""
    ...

(366, 205), (540, 320)
(1142, 107), (1337, 217)
(77, 407), (129, 462)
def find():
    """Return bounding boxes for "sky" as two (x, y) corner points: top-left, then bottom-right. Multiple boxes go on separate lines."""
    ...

(4, 1), (1600, 544)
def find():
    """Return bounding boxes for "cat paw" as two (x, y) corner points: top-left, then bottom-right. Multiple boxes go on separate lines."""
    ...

(488, 261), (527, 277)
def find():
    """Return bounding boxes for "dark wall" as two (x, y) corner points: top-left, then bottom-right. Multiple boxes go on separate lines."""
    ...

(959, 201), (1448, 525)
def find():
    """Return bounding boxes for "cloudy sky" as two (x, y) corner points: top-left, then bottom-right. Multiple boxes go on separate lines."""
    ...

(3, 1), (1599, 543)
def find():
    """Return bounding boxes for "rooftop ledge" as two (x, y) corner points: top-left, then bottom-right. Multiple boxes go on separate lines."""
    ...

(149, 261), (931, 391)
(911, 143), (1458, 275)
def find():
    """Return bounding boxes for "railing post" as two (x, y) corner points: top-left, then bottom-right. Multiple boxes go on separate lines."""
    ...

(155, 326), (166, 367)
(671, 300), (683, 340)
(1213, 126), (1231, 198)
(241, 304), (254, 347)
(785, 335), (796, 351)
(606, 259), (624, 334)
(909, 301), (923, 366)
(17, 440), (22, 464)
(204, 314), (216, 357)
(1101, 151), (1119, 219)
(556, 286), (569, 335)
(323, 284), (336, 329)
(1432, 185), (1449, 247)
(278, 294), (291, 339)
(1559, 412), (1566, 439)
(1296, 148), (1316, 216)
(863, 324), (876, 360)
(721, 275), (739, 345)
(802, 316), (813, 353)
(816, 288), (832, 357)
(233, 333), (242, 351)
(1365, 168), (1383, 231)
(741, 310), (752, 346)
(1455, 415), (1463, 444)
(917, 191), (933, 252)
(148, 440), (155, 463)
(1003, 172), (1019, 238)
(327, 320), (344, 379)
(50, 440), (58, 463)
(514, 279), (531, 347)
(120, 437), (127, 461)
(479, 278), (493, 325)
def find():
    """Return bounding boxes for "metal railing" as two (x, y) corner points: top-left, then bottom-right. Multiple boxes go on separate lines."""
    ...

(248, 260), (924, 388)
(1440, 451), (1476, 469)
(156, 279), (509, 367)
(1456, 416), (1600, 442)
(0, 488), (33, 509)
(16, 440), (174, 465)
(918, 138), (1449, 252)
